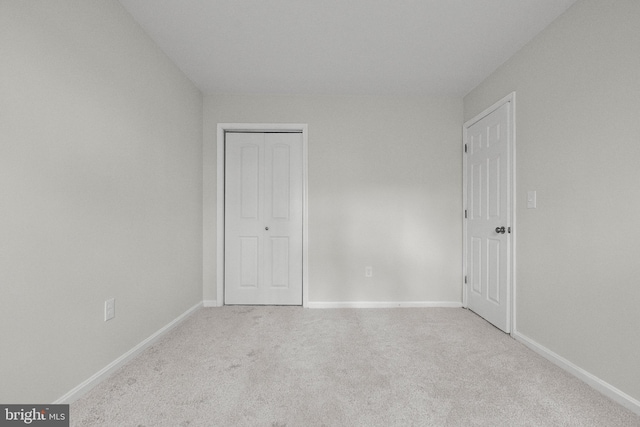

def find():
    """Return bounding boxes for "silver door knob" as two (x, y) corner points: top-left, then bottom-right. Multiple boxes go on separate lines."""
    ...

(265, 227), (269, 231)
(495, 226), (506, 234)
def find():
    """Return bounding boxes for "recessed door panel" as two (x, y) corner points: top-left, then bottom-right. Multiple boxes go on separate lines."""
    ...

(471, 130), (483, 153)
(487, 238), (500, 304)
(471, 162), (483, 220)
(271, 144), (291, 220)
(471, 237), (482, 294)
(487, 123), (500, 148)
(240, 237), (259, 288)
(269, 237), (290, 288)
(488, 155), (501, 219)
(240, 145), (260, 219)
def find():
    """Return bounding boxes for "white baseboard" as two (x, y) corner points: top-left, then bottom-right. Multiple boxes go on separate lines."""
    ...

(203, 300), (218, 307)
(307, 301), (463, 309)
(54, 301), (202, 404)
(512, 330), (640, 416)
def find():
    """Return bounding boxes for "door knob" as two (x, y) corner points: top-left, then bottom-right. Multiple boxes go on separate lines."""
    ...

(265, 227), (269, 231)
(495, 226), (506, 234)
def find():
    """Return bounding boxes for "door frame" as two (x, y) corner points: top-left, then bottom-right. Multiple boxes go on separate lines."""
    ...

(462, 92), (516, 333)
(216, 123), (309, 307)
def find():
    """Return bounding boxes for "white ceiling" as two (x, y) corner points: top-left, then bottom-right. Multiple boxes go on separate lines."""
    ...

(118, 0), (577, 96)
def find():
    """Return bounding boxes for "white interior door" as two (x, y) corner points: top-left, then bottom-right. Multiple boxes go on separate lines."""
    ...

(465, 99), (513, 333)
(224, 132), (303, 305)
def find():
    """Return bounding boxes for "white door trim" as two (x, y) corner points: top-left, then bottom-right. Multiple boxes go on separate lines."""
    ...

(462, 92), (516, 333)
(216, 123), (309, 307)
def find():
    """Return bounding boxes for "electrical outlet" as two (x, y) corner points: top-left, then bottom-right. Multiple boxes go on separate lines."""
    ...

(365, 266), (373, 277)
(104, 298), (115, 321)
(527, 190), (537, 209)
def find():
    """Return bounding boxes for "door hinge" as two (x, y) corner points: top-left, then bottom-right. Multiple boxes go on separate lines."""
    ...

(508, 226), (511, 233)
(464, 276), (467, 284)
(464, 144), (467, 153)
(464, 209), (467, 219)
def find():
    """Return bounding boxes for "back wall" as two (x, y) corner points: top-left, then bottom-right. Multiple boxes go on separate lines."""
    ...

(203, 95), (462, 305)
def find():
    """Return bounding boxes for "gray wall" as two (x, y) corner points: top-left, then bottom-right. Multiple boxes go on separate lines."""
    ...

(0, 1), (203, 403)
(203, 95), (463, 304)
(464, 0), (640, 401)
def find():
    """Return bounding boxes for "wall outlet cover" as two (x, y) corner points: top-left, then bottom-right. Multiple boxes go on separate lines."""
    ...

(365, 266), (373, 277)
(527, 190), (537, 209)
(104, 298), (115, 321)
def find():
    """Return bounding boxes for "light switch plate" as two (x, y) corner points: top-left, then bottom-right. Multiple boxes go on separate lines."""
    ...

(527, 191), (537, 209)
(105, 298), (115, 321)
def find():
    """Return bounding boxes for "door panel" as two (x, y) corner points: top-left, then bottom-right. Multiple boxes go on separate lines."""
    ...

(487, 238), (500, 303)
(270, 144), (291, 220)
(471, 237), (482, 294)
(225, 132), (303, 305)
(239, 237), (259, 288)
(240, 144), (260, 219)
(466, 101), (511, 332)
(269, 237), (290, 287)
(488, 156), (500, 218)
(471, 162), (483, 219)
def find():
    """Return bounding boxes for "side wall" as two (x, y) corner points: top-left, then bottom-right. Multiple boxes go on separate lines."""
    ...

(203, 95), (462, 305)
(0, 1), (203, 403)
(464, 0), (640, 402)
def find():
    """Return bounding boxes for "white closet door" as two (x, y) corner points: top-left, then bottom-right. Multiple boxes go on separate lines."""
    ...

(224, 132), (303, 305)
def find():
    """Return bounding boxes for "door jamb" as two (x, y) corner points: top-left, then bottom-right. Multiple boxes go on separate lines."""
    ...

(216, 123), (309, 307)
(462, 92), (516, 333)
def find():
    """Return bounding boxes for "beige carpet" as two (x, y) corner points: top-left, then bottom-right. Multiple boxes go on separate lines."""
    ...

(71, 307), (640, 426)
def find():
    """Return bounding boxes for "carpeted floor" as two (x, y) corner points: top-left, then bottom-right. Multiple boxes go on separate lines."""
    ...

(71, 307), (640, 426)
